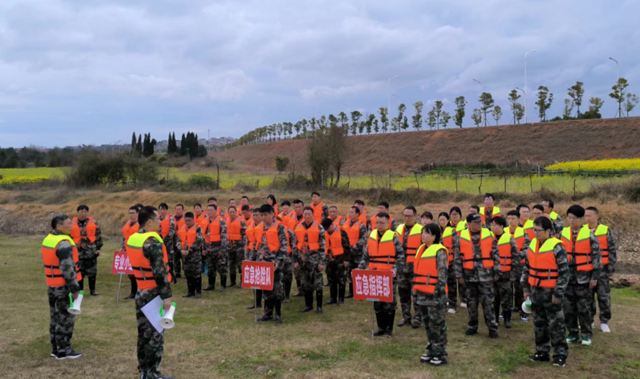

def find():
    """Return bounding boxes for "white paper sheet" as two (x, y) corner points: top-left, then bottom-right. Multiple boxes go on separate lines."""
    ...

(141, 296), (165, 334)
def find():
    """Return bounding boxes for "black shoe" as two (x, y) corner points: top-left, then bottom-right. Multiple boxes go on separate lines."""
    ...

(489, 330), (499, 339)
(373, 329), (386, 337)
(56, 350), (82, 360)
(293, 291), (304, 297)
(397, 318), (410, 327)
(420, 353), (432, 364)
(257, 315), (273, 322)
(219, 287), (226, 293)
(465, 328), (478, 336)
(283, 297), (290, 303)
(175, 273), (182, 278)
(299, 307), (313, 313)
(123, 294), (136, 300)
(203, 285), (215, 291)
(504, 310), (512, 329)
(90, 291), (99, 296)
(275, 315), (282, 324)
(183, 293), (194, 298)
(195, 293), (202, 298)
(316, 307), (323, 314)
(325, 299), (337, 305)
(552, 357), (566, 367)
(50, 350), (57, 358)
(411, 320), (422, 329)
(505, 319), (512, 329)
(316, 291), (323, 313)
(344, 293), (353, 299)
(247, 304), (261, 310)
(529, 352), (550, 362)
(428, 356), (447, 366)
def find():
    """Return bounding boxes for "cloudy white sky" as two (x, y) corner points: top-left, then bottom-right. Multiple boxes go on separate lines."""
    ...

(0, 0), (638, 147)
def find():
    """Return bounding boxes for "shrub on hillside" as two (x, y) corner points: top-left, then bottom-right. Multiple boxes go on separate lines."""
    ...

(187, 174), (219, 190)
(64, 152), (159, 187)
(275, 156), (290, 172)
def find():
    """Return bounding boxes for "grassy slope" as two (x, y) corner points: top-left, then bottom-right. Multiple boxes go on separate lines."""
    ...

(1, 236), (639, 379)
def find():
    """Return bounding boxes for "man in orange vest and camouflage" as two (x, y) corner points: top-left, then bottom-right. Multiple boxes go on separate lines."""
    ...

(43, 215), (82, 360)
(490, 216), (520, 329)
(455, 213), (501, 339)
(172, 204), (186, 278)
(359, 212), (405, 336)
(344, 205), (367, 299)
(370, 202), (399, 232)
(71, 204), (103, 296)
(479, 193), (502, 227)
(203, 204), (229, 292)
(122, 206), (140, 300)
(396, 206), (424, 328)
(561, 205), (601, 347)
(176, 212), (204, 298)
(585, 206), (615, 333)
(158, 203), (176, 284)
(522, 216), (569, 367)
(126, 206), (174, 379)
(310, 191), (329, 223)
(508, 208), (531, 322)
(321, 217), (351, 305)
(294, 206), (326, 313)
(289, 199), (306, 297)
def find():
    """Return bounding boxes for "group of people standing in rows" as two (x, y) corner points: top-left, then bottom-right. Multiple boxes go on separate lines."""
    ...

(42, 192), (616, 378)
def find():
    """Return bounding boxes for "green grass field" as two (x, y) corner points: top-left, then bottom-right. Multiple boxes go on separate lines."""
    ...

(2, 236), (639, 379)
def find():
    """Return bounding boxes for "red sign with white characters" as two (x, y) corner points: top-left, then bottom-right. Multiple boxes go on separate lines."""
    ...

(111, 251), (134, 275)
(241, 261), (275, 291)
(351, 269), (394, 303)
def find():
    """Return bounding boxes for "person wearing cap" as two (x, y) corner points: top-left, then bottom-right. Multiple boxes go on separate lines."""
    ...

(322, 217), (351, 305)
(522, 216), (569, 368)
(479, 193), (502, 227)
(255, 205), (288, 323)
(585, 206), (616, 333)
(455, 212), (501, 339)
(561, 205), (601, 347)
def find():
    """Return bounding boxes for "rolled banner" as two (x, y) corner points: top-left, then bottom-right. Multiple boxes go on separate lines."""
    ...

(159, 302), (177, 329)
(68, 291), (84, 315)
(521, 297), (532, 315)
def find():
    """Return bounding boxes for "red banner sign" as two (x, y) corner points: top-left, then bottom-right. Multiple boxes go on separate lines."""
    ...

(241, 261), (274, 291)
(351, 269), (394, 303)
(111, 251), (134, 275)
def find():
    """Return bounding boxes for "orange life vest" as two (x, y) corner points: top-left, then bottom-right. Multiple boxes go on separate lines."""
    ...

(593, 224), (610, 266)
(413, 243), (448, 295)
(204, 217), (221, 243)
(396, 223), (423, 264)
(495, 232), (513, 273)
(295, 222), (321, 251)
(310, 201), (326, 223)
(527, 237), (562, 289)
(41, 234), (82, 287)
(70, 217), (97, 245)
(367, 229), (397, 271)
(325, 228), (345, 257)
(256, 222), (281, 254)
(173, 215), (185, 232)
(331, 215), (344, 226)
(177, 224), (197, 250)
(288, 214), (303, 231)
(459, 229), (494, 270)
(246, 220), (257, 251)
(159, 216), (173, 240)
(343, 219), (362, 246)
(122, 221), (140, 245)
(560, 226), (593, 272)
(227, 217), (243, 241)
(126, 232), (172, 290)
(479, 206), (502, 225)
(442, 226), (455, 265)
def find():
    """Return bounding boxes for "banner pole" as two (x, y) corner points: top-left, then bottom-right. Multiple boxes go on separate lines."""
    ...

(371, 301), (375, 341)
(117, 273), (123, 302)
(254, 289), (258, 324)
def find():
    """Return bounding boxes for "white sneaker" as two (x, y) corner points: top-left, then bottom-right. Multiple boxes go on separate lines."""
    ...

(447, 308), (457, 314)
(601, 323), (611, 333)
(460, 302), (467, 308)
(591, 322), (594, 329)
(499, 315), (504, 320)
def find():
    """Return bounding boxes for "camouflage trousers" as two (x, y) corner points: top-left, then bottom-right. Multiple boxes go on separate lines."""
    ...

(398, 263), (421, 324)
(183, 250), (202, 279)
(136, 289), (165, 379)
(206, 243), (228, 287)
(48, 286), (76, 354)
(173, 241), (183, 276)
(77, 246), (98, 278)
(374, 279), (398, 313)
(164, 241), (175, 279)
(563, 282), (594, 339)
(513, 279), (526, 316)
(494, 278), (513, 318)
(465, 281), (498, 332)
(283, 255), (293, 284)
(326, 255), (348, 286)
(347, 252), (363, 284)
(590, 272), (611, 324)
(263, 267), (284, 301)
(446, 265), (466, 310)
(417, 295), (447, 358)
(300, 260), (324, 292)
(228, 244), (243, 277)
(532, 287), (568, 359)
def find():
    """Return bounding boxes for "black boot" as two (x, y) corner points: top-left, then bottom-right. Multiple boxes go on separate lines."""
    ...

(316, 290), (323, 313)
(326, 284), (338, 305)
(373, 312), (386, 336)
(230, 273), (237, 287)
(284, 281), (292, 303)
(300, 291), (313, 312)
(386, 311), (396, 336)
(219, 275), (227, 292)
(195, 277), (202, 298)
(275, 301), (282, 324)
(247, 290), (262, 309)
(124, 276), (137, 299)
(89, 276), (98, 296)
(504, 310), (512, 329)
(338, 284), (346, 304)
(204, 275), (215, 291)
(293, 279), (304, 297)
(345, 282), (354, 299)
(258, 300), (274, 321)
(78, 277), (84, 291)
(183, 278), (195, 298)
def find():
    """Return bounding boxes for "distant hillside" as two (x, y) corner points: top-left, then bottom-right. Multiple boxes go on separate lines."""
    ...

(214, 117), (640, 174)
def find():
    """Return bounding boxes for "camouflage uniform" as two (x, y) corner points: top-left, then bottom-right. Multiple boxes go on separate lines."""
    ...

(359, 231), (405, 334)
(175, 226), (204, 280)
(290, 214), (305, 294)
(397, 223), (423, 326)
(521, 241), (570, 360)
(454, 230), (501, 333)
(550, 213), (564, 237)
(493, 233), (520, 324)
(158, 216), (176, 281)
(346, 219), (367, 297)
(134, 228), (173, 379)
(47, 230), (81, 355)
(229, 218), (248, 286)
(205, 218), (229, 289)
(325, 228), (351, 303)
(171, 216), (185, 276)
(75, 218), (103, 292)
(512, 229), (531, 318)
(563, 228), (601, 340)
(295, 223), (326, 293)
(590, 225), (616, 325)
(283, 228), (298, 296)
(447, 226), (465, 309)
(257, 222), (287, 320)
(416, 247), (448, 360)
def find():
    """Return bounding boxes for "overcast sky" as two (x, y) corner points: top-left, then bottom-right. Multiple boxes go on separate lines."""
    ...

(0, 0), (638, 148)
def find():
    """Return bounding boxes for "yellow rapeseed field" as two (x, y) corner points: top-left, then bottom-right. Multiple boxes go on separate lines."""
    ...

(546, 158), (640, 171)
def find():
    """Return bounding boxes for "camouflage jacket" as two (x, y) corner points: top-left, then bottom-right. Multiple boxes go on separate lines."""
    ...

(205, 217), (229, 251)
(75, 218), (103, 252)
(454, 230), (502, 282)
(347, 219), (367, 255)
(175, 225), (205, 257)
(158, 216), (176, 255)
(415, 247), (448, 306)
(566, 228), (602, 284)
(326, 228), (351, 262)
(521, 242), (569, 300)
(591, 224), (617, 274)
(256, 222), (287, 269)
(294, 222), (326, 267)
(138, 228), (172, 300)
(359, 232), (405, 273)
(494, 233), (520, 280)
(51, 230), (80, 293)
